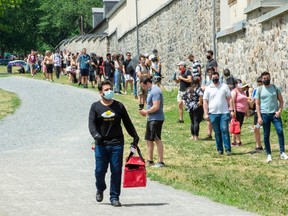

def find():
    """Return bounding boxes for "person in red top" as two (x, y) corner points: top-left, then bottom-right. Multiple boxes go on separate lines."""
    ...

(27, 49), (37, 78)
(230, 79), (249, 146)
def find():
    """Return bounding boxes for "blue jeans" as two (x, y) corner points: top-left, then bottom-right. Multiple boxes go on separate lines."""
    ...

(209, 113), (231, 153)
(133, 77), (138, 96)
(94, 144), (124, 202)
(114, 69), (121, 93)
(261, 113), (285, 155)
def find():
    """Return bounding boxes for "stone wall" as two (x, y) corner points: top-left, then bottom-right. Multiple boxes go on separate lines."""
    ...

(108, 0), (219, 86)
(217, 9), (288, 106)
(59, 0), (288, 105)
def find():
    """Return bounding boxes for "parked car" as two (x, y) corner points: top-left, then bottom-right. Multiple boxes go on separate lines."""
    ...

(7, 60), (27, 73)
(0, 59), (10, 66)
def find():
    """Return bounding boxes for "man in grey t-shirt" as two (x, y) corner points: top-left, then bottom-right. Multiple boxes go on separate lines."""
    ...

(139, 77), (165, 168)
(255, 71), (288, 163)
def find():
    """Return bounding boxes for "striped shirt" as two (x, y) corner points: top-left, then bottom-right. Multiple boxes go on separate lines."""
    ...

(191, 60), (201, 77)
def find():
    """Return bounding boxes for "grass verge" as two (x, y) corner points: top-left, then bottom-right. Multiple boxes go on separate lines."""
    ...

(0, 89), (21, 120)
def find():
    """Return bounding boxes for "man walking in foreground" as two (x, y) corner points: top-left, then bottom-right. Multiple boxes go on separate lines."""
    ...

(203, 71), (232, 155)
(88, 80), (139, 207)
(255, 71), (288, 163)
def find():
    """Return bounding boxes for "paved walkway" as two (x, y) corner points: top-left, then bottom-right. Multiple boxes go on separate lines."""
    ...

(0, 77), (256, 216)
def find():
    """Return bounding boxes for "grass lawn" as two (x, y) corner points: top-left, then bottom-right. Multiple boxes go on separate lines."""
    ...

(0, 89), (21, 120)
(1, 66), (288, 215)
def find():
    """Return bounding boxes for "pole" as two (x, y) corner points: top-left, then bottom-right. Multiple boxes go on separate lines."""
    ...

(212, 0), (216, 61)
(81, 15), (84, 35)
(136, 0), (140, 55)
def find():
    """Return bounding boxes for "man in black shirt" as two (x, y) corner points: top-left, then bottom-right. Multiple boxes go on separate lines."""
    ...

(174, 61), (192, 123)
(88, 80), (139, 207)
(122, 52), (134, 94)
(103, 53), (115, 85)
(205, 50), (218, 85)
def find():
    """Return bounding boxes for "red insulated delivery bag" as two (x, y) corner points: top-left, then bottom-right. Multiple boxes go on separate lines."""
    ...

(123, 146), (146, 188)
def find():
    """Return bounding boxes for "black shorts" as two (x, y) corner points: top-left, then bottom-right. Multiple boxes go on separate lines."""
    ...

(80, 68), (89, 76)
(46, 64), (53, 74)
(235, 111), (245, 128)
(89, 73), (96, 81)
(145, 120), (164, 141)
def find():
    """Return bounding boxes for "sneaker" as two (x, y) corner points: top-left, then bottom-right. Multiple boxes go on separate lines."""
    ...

(226, 151), (232, 156)
(111, 200), (121, 207)
(218, 151), (223, 155)
(135, 96), (138, 99)
(280, 152), (288, 160)
(203, 135), (212, 140)
(178, 119), (184, 123)
(237, 141), (242, 146)
(267, 154), (272, 163)
(255, 147), (263, 151)
(96, 191), (103, 202)
(146, 160), (154, 166)
(152, 162), (165, 168)
(231, 142), (237, 146)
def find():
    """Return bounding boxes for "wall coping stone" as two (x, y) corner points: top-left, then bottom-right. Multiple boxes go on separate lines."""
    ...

(216, 20), (246, 39)
(244, 0), (286, 14)
(257, 3), (288, 23)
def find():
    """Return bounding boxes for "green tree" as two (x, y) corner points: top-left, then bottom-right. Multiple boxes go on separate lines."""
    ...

(0, 0), (40, 56)
(37, 0), (102, 49)
(0, 0), (102, 55)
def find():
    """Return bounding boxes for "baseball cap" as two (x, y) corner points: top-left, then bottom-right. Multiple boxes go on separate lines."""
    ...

(176, 61), (186, 66)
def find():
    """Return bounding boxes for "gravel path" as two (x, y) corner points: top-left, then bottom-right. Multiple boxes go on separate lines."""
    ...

(0, 76), (257, 216)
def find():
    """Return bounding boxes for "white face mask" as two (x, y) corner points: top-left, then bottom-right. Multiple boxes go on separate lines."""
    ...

(237, 83), (243, 88)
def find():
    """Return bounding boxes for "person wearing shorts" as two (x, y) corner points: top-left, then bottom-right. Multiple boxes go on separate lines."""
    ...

(77, 48), (90, 88)
(139, 77), (165, 168)
(174, 61), (192, 123)
(122, 52), (134, 94)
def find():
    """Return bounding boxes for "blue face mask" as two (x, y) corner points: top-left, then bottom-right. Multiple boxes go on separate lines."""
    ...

(103, 90), (114, 100)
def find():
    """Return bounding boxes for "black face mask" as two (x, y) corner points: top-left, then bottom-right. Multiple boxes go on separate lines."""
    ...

(207, 55), (212, 60)
(262, 79), (270, 85)
(212, 78), (219, 84)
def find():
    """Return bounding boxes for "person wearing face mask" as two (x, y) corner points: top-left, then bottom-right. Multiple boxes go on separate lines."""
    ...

(174, 61), (192, 123)
(88, 80), (139, 207)
(203, 71), (232, 155)
(205, 50), (218, 85)
(255, 71), (288, 163)
(230, 79), (249, 146)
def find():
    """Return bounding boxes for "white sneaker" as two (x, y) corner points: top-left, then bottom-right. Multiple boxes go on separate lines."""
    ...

(280, 152), (288, 160)
(267, 154), (272, 163)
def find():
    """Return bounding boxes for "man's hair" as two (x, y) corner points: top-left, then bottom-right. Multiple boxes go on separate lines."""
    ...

(106, 53), (111, 57)
(261, 71), (270, 78)
(223, 68), (230, 77)
(143, 77), (152, 84)
(207, 50), (213, 55)
(212, 71), (219, 77)
(187, 54), (194, 58)
(138, 54), (145, 60)
(98, 80), (112, 91)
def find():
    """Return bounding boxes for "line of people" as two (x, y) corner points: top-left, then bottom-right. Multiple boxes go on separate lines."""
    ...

(174, 50), (287, 163)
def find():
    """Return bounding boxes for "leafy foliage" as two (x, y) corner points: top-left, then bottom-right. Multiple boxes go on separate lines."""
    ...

(0, 0), (102, 54)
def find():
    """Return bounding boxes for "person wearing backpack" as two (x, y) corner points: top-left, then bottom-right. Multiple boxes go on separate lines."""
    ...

(255, 71), (288, 163)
